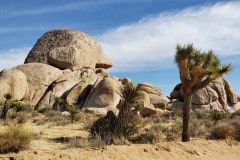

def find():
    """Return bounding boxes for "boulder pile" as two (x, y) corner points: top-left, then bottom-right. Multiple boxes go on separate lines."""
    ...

(170, 78), (240, 113)
(0, 29), (239, 115)
(0, 29), (169, 116)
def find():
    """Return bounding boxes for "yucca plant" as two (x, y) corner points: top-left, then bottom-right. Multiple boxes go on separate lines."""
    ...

(116, 82), (141, 138)
(175, 44), (232, 142)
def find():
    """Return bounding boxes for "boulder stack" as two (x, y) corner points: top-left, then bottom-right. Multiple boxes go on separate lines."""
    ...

(170, 78), (240, 113)
(24, 29), (113, 69)
(0, 29), (169, 116)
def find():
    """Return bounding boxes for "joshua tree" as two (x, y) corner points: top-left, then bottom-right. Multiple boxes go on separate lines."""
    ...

(1, 93), (13, 119)
(175, 44), (232, 142)
(116, 82), (141, 138)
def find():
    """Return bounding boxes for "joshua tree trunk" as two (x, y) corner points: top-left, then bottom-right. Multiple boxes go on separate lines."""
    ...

(182, 94), (192, 142)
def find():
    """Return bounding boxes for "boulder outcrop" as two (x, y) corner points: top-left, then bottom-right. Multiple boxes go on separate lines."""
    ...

(15, 63), (62, 106)
(1, 28), (238, 117)
(83, 77), (122, 114)
(170, 77), (240, 112)
(0, 69), (28, 102)
(24, 29), (113, 70)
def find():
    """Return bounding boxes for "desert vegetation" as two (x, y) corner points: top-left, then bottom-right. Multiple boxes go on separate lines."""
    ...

(0, 125), (34, 153)
(175, 44), (231, 141)
(2, 101), (240, 154)
(0, 38), (239, 160)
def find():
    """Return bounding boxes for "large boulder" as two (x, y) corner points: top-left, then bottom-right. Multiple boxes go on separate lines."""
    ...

(137, 91), (157, 117)
(0, 69), (28, 102)
(66, 76), (98, 105)
(192, 86), (218, 105)
(137, 83), (170, 110)
(50, 68), (95, 103)
(83, 77), (122, 114)
(223, 79), (238, 104)
(24, 29), (112, 69)
(15, 63), (62, 106)
(37, 68), (98, 107)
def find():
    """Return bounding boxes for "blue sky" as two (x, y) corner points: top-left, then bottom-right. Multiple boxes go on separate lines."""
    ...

(0, 0), (239, 95)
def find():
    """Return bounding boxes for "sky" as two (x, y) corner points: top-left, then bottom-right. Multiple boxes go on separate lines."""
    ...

(0, 0), (239, 96)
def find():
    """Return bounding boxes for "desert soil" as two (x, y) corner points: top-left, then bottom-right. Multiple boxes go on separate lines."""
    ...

(1, 118), (240, 160)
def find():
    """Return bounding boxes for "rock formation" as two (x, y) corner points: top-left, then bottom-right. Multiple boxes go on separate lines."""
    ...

(24, 29), (113, 69)
(0, 69), (28, 102)
(0, 29), (169, 116)
(170, 78), (240, 113)
(1, 29), (238, 116)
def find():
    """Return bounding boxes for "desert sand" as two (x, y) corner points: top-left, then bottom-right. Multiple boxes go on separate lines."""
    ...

(1, 118), (240, 160)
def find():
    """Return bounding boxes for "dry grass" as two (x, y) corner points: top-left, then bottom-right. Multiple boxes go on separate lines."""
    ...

(0, 125), (34, 153)
(208, 122), (234, 140)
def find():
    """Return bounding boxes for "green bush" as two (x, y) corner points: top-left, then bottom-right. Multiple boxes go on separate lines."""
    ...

(11, 101), (32, 112)
(210, 110), (227, 121)
(0, 125), (34, 153)
(66, 105), (78, 123)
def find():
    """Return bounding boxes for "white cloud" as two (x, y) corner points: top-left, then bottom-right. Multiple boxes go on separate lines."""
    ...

(0, 47), (30, 70)
(0, 0), (155, 19)
(97, 1), (240, 72)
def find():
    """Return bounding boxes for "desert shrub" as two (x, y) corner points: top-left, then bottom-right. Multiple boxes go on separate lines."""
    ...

(15, 112), (31, 124)
(210, 110), (228, 122)
(90, 111), (117, 145)
(163, 122), (182, 142)
(194, 111), (208, 120)
(0, 125), (34, 153)
(68, 136), (90, 148)
(230, 110), (240, 118)
(166, 132), (178, 142)
(66, 105), (78, 123)
(130, 133), (157, 144)
(238, 96), (240, 102)
(89, 134), (107, 148)
(209, 122), (234, 140)
(230, 120), (240, 141)
(44, 110), (70, 126)
(133, 124), (162, 144)
(11, 101), (32, 112)
(189, 119), (206, 138)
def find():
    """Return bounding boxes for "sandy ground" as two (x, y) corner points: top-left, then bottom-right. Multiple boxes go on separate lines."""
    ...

(1, 117), (240, 160)
(1, 140), (240, 160)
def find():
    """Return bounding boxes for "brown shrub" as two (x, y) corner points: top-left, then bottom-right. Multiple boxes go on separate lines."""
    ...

(0, 125), (34, 153)
(208, 122), (234, 140)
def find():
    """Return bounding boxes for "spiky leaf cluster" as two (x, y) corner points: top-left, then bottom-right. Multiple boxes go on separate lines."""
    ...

(175, 44), (232, 92)
(118, 82), (140, 105)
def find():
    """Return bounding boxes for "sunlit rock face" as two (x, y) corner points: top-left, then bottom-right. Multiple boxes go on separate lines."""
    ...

(24, 29), (113, 70)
